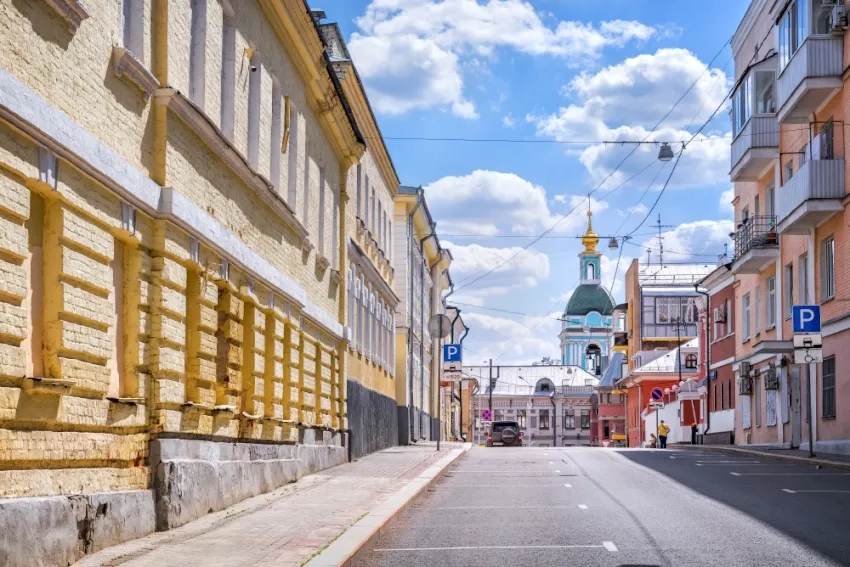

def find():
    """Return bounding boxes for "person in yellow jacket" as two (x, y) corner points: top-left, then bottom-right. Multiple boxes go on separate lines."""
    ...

(657, 420), (671, 449)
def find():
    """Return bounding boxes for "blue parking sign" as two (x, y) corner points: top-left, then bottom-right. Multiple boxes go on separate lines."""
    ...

(792, 306), (821, 334)
(443, 344), (462, 363)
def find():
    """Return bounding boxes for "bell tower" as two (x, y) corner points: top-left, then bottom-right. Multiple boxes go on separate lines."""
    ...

(580, 208), (601, 284)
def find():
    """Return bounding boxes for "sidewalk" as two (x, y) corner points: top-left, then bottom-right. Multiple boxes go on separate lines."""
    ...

(680, 444), (850, 471)
(74, 442), (470, 567)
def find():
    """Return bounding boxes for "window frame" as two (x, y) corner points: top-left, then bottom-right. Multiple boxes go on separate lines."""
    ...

(784, 264), (794, 319)
(564, 413), (575, 429)
(821, 236), (835, 301)
(539, 409), (550, 430)
(767, 277), (776, 328)
(742, 293), (751, 340)
(823, 355), (836, 419)
(580, 409), (591, 429)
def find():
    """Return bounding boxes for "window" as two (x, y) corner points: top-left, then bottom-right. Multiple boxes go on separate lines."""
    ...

(286, 98), (299, 207)
(799, 254), (808, 303)
(347, 268), (355, 339)
(388, 220), (393, 263)
(363, 175), (369, 228)
(754, 195), (760, 219)
(121, 0), (144, 60)
(821, 236), (835, 301)
(517, 410), (526, 428)
(331, 181), (339, 267)
(767, 277), (776, 328)
(317, 167), (326, 257)
(784, 264), (794, 319)
(539, 409), (550, 430)
(684, 353), (698, 369)
(713, 384), (718, 412)
(220, 3), (236, 140)
(189, 0), (207, 107)
(355, 164), (362, 218)
(246, 48), (261, 169)
(494, 410), (504, 422)
(823, 356), (836, 419)
(564, 414), (575, 429)
(754, 377), (762, 427)
(725, 298), (732, 337)
(581, 410), (590, 429)
(371, 189), (377, 234)
(785, 160), (794, 183)
(732, 76), (751, 136)
(743, 293), (751, 339)
(754, 285), (761, 333)
(754, 70), (775, 114)
(765, 184), (775, 219)
(270, 83), (282, 190)
(819, 119), (835, 160)
(779, 0), (809, 71)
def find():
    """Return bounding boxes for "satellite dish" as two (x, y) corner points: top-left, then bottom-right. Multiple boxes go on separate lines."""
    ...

(428, 314), (452, 339)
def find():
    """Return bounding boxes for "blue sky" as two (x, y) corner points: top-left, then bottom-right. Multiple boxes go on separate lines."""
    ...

(319, 0), (748, 364)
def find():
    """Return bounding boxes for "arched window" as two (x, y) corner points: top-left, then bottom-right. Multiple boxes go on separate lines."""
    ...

(586, 263), (595, 280)
(684, 353), (698, 369)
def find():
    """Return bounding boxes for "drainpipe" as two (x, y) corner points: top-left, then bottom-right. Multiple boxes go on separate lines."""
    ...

(459, 323), (469, 440)
(420, 225), (437, 439)
(407, 189), (424, 443)
(549, 392), (558, 447)
(695, 284), (711, 439)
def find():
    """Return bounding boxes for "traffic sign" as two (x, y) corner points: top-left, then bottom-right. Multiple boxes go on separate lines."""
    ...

(443, 361), (462, 372)
(794, 349), (824, 364)
(650, 387), (663, 401)
(649, 401), (664, 409)
(443, 370), (462, 382)
(481, 409), (492, 421)
(443, 344), (462, 363)
(793, 305), (821, 333)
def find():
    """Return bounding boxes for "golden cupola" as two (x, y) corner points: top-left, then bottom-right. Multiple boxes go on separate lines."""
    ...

(581, 209), (599, 253)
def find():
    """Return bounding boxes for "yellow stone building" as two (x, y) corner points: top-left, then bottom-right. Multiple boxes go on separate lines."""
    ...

(0, 1), (365, 563)
(316, 22), (402, 458)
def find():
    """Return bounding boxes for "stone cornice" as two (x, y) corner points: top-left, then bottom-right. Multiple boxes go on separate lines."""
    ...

(43, 0), (89, 33)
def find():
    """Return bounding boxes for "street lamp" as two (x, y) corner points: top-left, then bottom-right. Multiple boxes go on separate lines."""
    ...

(658, 143), (675, 162)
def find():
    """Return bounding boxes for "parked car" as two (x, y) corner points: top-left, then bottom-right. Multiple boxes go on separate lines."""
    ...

(487, 420), (523, 447)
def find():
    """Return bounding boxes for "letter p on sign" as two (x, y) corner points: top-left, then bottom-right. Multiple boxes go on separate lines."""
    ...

(792, 305), (821, 334)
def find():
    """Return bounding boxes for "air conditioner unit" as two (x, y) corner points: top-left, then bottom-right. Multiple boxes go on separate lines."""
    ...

(739, 377), (754, 396)
(763, 366), (780, 390)
(831, 6), (848, 31)
(713, 307), (726, 323)
(740, 361), (752, 376)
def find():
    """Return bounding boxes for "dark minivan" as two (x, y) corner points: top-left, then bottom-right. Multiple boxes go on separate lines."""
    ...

(488, 420), (523, 447)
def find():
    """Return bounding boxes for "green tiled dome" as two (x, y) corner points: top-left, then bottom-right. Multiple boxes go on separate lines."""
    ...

(564, 284), (615, 317)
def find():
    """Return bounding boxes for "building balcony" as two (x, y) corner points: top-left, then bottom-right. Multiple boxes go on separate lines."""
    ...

(777, 159), (845, 235)
(731, 216), (779, 275)
(730, 115), (779, 182)
(776, 36), (843, 124)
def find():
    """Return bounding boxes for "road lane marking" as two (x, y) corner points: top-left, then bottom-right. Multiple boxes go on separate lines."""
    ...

(696, 463), (787, 466)
(374, 545), (607, 552)
(696, 460), (762, 464)
(603, 541), (618, 552)
(781, 489), (850, 493)
(554, 469), (561, 473)
(730, 472), (850, 476)
(549, 461), (554, 464)
(578, 504), (588, 510)
(564, 483), (572, 488)
(430, 506), (576, 509)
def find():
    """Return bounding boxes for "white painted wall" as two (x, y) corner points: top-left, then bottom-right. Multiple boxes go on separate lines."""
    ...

(709, 409), (735, 433)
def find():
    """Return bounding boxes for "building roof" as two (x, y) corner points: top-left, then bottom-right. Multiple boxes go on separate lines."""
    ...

(464, 365), (598, 396)
(564, 284), (615, 316)
(598, 351), (624, 387)
(638, 263), (716, 287)
(632, 338), (699, 373)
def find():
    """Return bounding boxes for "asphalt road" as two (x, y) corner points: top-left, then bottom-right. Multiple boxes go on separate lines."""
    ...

(357, 446), (850, 566)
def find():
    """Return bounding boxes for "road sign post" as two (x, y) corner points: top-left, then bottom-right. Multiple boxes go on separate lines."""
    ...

(792, 305), (821, 457)
(649, 388), (663, 447)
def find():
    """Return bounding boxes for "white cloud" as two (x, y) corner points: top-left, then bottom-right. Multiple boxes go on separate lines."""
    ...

(444, 240), (550, 292)
(502, 113), (516, 128)
(531, 48), (731, 187)
(348, 0), (670, 116)
(427, 170), (609, 236)
(462, 311), (562, 364)
(638, 220), (734, 262)
(720, 186), (735, 215)
(600, 254), (630, 301)
(618, 203), (649, 217)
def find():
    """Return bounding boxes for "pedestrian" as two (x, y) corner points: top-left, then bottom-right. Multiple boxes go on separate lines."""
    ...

(658, 420), (670, 449)
(691, 421), (698, 445)
(649, 433), (657, 449)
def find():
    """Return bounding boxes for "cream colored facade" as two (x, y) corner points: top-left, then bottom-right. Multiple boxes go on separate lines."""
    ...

(0, 1), (364, 563)
(394, 187), (452, 442)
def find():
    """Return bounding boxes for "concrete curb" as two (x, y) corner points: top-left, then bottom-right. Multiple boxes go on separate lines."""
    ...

(304, 443), (472, 567)
(678, 444), (850, 471)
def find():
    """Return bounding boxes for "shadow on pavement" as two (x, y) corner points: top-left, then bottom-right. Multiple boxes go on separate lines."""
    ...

(615, 450), (850, 566)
